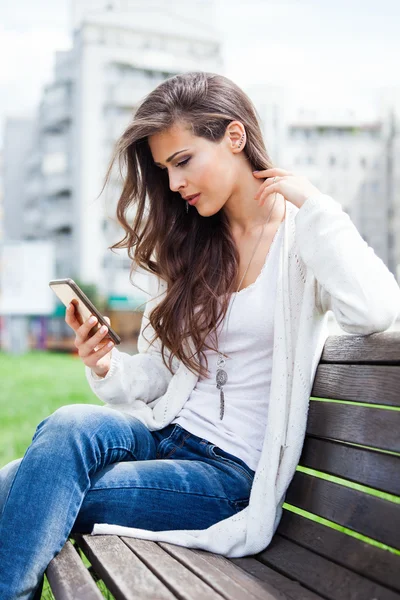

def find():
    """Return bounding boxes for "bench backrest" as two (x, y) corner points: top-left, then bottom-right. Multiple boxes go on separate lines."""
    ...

(270, 332), (400, 597)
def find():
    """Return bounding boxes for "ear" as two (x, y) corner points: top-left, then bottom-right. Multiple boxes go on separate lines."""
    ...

(226, 120), (246, 153)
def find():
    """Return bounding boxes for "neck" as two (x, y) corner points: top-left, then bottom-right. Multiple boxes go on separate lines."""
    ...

(223, 171), (280, 236)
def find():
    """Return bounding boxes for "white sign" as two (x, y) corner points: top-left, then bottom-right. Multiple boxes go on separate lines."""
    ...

(0, 241), (56, 315)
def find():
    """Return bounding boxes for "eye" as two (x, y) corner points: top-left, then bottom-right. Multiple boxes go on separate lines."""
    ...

(176, 157), (190, 168)
(157, 157), (191, 171)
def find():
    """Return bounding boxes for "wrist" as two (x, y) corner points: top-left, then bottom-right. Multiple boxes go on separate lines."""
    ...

(91, 366), (110, 379)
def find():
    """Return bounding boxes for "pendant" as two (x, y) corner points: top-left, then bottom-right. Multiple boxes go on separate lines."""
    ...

(216, 368), (228, 420)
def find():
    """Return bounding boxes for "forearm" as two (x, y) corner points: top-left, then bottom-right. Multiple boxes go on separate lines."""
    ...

(85, 345), (175, 405)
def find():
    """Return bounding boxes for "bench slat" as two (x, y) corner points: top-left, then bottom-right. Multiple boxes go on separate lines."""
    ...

(46, 540), (103, 600)
(300, 436), (400, 496)
(229, 557), (324, 600)
(121, 537), (225, 600)
(189, 547), (290, 600)
(306, 400), (400, 452)
(258, 534), (400, 600)
(320, 332), (400, 363)
(285, 470), (400, 550)
(312, 364), (400, 406)
(74, 534), (176, 600)
(277, 510), (400, 593)
(158, 541), (281, 600)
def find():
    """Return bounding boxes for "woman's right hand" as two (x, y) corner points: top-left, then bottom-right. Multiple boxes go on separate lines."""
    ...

(65, 300), (114, 378)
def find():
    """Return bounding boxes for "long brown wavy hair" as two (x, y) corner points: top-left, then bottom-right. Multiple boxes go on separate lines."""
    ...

(102, 71), (275, 378)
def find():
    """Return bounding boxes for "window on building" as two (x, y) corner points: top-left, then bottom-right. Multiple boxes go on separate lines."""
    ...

(55, 225), (72, 235)
(42, 152), (67, 175)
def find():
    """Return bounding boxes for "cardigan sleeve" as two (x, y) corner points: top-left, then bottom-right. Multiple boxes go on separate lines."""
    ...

(85, 273), (180, 406)
(294, 193), (400, 334)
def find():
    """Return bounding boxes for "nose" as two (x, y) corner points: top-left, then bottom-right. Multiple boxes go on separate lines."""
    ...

(168, 170), (186, 193)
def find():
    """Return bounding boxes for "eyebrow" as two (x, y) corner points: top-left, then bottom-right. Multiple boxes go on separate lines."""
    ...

(154, 148), (189, 167)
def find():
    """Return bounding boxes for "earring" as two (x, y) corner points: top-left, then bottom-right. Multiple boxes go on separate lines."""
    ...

(186, 201), (189, 213)
(237, 133), (245, 149)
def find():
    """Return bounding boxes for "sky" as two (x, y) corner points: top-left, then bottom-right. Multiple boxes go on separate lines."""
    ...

(0, 0), (399, 148)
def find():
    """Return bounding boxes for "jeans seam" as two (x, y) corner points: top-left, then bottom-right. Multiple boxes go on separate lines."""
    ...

(207, 446), (254, 485)
(229, 497), (250, 511)
(163, 432), (192, 459)
(86, 485), (232, 501)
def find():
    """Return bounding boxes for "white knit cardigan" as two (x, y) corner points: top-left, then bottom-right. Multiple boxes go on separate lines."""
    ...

(86, 193), (400, 557)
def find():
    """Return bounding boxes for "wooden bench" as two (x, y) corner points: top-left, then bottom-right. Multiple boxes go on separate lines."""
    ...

(45, 332), (400, 600)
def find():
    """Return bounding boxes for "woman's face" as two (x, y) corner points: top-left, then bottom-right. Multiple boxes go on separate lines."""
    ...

(148, 121), (243, 217)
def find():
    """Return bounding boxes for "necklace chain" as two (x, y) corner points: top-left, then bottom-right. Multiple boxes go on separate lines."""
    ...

(216, 191), (278, 419)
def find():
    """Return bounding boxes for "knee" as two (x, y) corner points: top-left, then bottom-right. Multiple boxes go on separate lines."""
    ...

(51, 403), (105, 425)
(33, 404), (114, 440)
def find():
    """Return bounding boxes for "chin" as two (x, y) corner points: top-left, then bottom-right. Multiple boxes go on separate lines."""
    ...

(196, 205), (220, 217)
(195, 199), (224, 218)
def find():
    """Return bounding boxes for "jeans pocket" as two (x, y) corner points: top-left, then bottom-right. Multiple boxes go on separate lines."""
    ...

(207, 444), (255, 485)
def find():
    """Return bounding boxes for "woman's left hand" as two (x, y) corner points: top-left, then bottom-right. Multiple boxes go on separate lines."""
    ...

(253, 167), (321, 209)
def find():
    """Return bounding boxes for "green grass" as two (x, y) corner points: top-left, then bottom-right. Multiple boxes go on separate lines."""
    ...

(1, 350), (399, 599)
(0, 350), (103, 466)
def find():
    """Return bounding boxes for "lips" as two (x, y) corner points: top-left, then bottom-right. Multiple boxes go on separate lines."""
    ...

(186, 193), (201, 205)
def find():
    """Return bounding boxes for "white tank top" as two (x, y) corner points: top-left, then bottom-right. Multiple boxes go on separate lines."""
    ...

(172, 222), (283, 471)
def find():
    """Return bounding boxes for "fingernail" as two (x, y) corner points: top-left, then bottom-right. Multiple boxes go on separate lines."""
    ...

(89, 316), (96, 323)
(253, 170), (259, 173)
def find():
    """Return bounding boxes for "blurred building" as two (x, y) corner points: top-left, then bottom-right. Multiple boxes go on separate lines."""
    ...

(257, 96), (399, 278)
(70, 0), (216, 32)
(245, 84), (288, 170)
(12, 3), (222, 305)
(2, 119), (36, 242)
(378, 88), (400, 282)
(0, 151), (3, 243)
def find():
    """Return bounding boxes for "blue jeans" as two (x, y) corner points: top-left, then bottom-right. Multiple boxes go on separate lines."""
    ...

(0, 403), (255, 600)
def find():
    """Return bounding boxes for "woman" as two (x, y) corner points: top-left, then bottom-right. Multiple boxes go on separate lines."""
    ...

(1, 71), (399, 600)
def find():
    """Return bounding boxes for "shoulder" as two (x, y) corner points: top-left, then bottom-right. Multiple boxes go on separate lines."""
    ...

(147, 272), (168, 300)
(130, 265), (167, 299)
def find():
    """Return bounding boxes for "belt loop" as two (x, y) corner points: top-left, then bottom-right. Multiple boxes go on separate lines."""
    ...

(171, 423), (179, 441)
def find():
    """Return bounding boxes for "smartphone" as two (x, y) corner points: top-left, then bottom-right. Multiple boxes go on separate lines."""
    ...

(49, 278), (121, 345)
